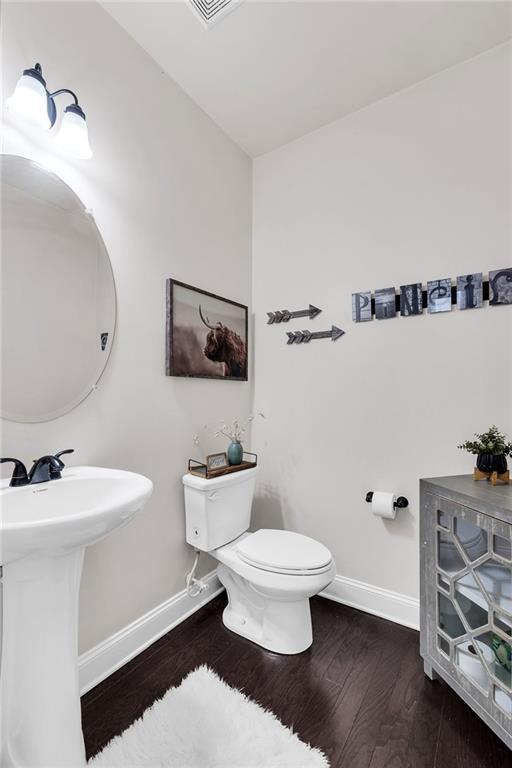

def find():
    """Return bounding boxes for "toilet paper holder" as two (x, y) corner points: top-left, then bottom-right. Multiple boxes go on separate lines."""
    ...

(365, 491), (409, 509)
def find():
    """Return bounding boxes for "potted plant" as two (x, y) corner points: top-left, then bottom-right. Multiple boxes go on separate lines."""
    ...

(458, 425), (512, 481)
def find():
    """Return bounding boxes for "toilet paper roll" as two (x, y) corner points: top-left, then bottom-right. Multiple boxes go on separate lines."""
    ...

(371, 491), (396, 520)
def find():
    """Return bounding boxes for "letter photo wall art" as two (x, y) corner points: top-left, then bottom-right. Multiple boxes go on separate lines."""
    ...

(166, 279), (248, 380)
(489, 268), (512, 305)
(352, 267), (511, 323)
(352, 291), (372, 322)
(456, 272), (483, 310)
(427, 278), (452, 313)
(375, 288), (396, 319)
(400, 283), (423, 317)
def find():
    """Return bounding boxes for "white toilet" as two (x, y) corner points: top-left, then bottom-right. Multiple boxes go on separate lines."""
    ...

(183, 467), (336, 654)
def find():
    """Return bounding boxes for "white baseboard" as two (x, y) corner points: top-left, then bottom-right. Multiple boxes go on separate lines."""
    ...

(79, 570), (223, 695)
(79, 570), (417, 696)
(320, 574), (419, 631)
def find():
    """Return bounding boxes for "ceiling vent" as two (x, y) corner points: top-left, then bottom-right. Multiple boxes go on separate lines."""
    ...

(188, 0), (244, 28)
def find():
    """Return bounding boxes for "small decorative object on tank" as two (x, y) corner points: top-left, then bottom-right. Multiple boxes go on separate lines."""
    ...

(458, 425), (512, 485)
(206, 452), (228, 472)
(215, 414), (265, 466)
(227, 441), (243, 466)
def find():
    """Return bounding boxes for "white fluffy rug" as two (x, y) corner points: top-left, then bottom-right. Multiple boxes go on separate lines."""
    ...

(89, 665), (328, 768)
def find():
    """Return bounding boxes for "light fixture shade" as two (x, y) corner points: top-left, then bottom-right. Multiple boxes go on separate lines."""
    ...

(5, 70), (51, 129)
(55, 104), (93, 159)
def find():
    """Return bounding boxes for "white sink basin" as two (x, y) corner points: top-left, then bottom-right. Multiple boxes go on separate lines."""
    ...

(0, 466), (153, 768)
(1, 466), (153, 565)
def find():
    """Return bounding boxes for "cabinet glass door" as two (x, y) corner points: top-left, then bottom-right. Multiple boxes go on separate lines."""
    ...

(434, 504), (512, 718)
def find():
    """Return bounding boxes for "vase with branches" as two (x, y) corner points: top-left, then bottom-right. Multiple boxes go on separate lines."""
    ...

(216, 413), (265, 466)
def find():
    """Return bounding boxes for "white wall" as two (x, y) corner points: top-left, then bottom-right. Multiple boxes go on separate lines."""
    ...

(2, 2), (510, 655)
(1, 1), (252, 653)
(252, 44), (512, 606)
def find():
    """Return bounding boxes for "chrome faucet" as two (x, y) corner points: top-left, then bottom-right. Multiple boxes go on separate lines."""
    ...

(1, 450), (74, 487)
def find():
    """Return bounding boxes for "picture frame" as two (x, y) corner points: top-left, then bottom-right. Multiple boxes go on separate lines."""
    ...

(400, 283), (423, 317)
(456, 273), (483, 310)
(206, 452), (229, 472)
(166, 279), (248, 381)
(375, 287), (397, 319)
(427, 278), (452, 314)
(489, 267), (512, 306)
(352, 291), (372, 322)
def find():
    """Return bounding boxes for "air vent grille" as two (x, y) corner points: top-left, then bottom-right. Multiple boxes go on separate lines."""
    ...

(189, 0), (242, 27)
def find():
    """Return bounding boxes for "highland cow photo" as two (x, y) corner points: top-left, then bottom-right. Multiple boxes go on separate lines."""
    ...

(166, 279), (248, 380)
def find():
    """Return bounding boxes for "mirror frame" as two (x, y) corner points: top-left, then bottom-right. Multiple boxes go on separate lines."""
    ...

(1, 154), (117, 423)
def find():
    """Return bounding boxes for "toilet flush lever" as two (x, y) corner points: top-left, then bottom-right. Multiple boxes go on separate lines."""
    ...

(208, 492), (218, 501)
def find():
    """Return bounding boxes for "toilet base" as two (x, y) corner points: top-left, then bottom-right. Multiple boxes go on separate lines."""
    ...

(217, 563), (313, 654)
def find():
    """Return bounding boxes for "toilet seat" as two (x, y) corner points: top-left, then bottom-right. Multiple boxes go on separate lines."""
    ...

(236, 529), (333, 576)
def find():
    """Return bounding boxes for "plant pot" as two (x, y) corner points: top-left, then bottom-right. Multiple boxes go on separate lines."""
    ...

(227, 440), (243, 466)
(476, 453), (508, 475)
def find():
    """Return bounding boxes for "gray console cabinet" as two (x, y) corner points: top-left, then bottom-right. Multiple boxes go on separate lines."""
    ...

(420, 475), (511, 749)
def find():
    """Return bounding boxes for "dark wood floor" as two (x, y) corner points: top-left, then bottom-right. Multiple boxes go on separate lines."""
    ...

(81, 595), (510, 767)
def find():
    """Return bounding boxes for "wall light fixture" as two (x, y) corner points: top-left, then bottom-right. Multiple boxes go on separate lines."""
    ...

(6, 63), (92, 160)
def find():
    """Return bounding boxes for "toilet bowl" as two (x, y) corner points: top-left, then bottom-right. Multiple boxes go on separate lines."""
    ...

(215, 529), (336, 653)
(183, 467), (335, 654)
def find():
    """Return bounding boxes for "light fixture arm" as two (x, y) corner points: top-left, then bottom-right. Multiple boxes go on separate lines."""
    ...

(30, 63), (82, 126)
(48, 88), (79, 106)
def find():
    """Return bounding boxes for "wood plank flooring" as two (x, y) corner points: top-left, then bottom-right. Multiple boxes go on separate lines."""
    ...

(81, 595), (510, 767)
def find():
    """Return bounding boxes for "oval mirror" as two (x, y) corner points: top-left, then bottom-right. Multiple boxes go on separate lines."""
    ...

(1, 155), (116, 422)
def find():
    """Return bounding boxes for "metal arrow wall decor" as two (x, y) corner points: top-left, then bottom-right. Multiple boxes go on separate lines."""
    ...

(267, 304), (321, 324)
(286, 325), (345, 344)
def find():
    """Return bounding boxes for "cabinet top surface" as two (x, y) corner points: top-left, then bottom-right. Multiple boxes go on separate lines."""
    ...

(421, 474), (512, 519)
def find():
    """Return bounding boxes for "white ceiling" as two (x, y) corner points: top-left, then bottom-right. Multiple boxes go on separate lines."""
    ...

(103, 1), (512, 157)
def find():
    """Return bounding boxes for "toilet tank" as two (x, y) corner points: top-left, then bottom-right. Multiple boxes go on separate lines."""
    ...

(182, 467), (257, 551)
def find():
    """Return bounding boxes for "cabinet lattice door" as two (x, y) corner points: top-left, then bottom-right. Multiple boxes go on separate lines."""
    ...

(421, 479), (512, 749)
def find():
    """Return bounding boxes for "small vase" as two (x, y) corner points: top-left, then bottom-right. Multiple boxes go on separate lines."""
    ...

(227, 440), (243, 466)
(476, 453), (508, 475)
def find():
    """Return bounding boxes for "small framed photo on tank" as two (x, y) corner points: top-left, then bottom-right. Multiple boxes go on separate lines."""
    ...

(206, 453), (229, 472)
(166, 279), (248, 381)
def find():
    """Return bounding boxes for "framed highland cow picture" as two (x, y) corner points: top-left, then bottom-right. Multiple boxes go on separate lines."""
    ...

(166, 279), (248, 381)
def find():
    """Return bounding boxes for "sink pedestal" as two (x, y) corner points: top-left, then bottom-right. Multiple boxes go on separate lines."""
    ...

(1, 549), (86, 767)
(1, 465), (154, 766)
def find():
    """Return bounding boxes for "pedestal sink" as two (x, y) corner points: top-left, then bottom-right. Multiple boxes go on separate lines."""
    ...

(0, 466), (153, 767)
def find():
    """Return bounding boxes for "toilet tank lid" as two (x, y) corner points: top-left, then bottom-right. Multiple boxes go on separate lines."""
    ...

(182, 466), (258, 490)
(237, 529), (332, 571)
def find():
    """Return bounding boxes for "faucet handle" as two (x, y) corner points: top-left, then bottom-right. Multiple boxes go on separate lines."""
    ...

(55, 449), (74, 460)
(1, 457), (29, 487)
(50, 449), (74, 476)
